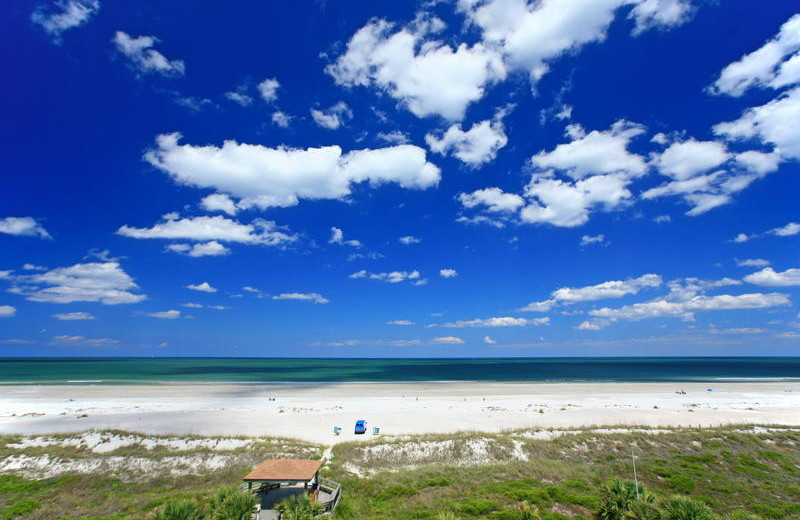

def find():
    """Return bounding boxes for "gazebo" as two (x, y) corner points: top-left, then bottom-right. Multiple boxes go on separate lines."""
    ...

(242, 459), (340, 520)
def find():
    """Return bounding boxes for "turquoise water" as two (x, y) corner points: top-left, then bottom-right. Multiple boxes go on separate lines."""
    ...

(0, 357), (799, 384)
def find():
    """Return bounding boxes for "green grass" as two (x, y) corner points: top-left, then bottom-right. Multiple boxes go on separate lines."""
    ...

(1, 426), (798, 520)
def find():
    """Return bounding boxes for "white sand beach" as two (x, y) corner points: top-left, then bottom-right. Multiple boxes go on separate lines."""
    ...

(1, 382), (798, 444)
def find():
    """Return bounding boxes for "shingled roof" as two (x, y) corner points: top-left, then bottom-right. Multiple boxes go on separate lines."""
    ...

(243, 459), (324, 482)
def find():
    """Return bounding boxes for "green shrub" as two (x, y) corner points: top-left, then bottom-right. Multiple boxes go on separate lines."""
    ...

(460, 499), (499, 516)
(667, 475), (695, 494)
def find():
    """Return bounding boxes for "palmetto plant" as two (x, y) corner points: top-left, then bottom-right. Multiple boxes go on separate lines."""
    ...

(277, 494), (324, 520)
(516, 501), (542, 520)
(659, 496), (716, 520)
(435, 512), (461, 520)
(151, 500), (204, 520)
(596, 479), (643, 520)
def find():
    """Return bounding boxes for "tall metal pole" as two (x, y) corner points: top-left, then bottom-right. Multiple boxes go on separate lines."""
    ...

(631, 445), (640, 500)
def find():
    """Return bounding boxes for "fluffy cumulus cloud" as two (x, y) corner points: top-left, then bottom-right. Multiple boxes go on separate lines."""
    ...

(2, 261), (145, 304)
(459, 120), (646, 228)
(425, 110), (508, 166)
(532, 121), (647, 180)
(329, 227), (361, 247)
(458, 188), (525, 214)
(521, 274), (661, 311)
(731, 221), (800, 243)
(166, 241), (231, 257)
(439, 269), (458, 278)
(710, 14), (800, 97)
(0, 217), (51, 239)
(258, 78), (280, 102)
(743, 267), (800, 287)
(31, 0), (99, 41)
(458, 0), (693, 84)
(200, 193), (238, 216)
(0, 306), (16, 317)
(714, 87), (800, 161)
(118, 214), (296, 247)
(271, 111), (292, 128)
(651, 139), (729, 180)
(327, 18), (506, 120)
(272, 292), (329, 304)
(644, 137), (779, 216)
(581, 292), (791, 329)
(310, 101), (352, 130)
(186, 282), (217, 293)
(144, 133), (440, 209)
(112, 32), (185, 77)
(350, 269), (423, 284)
(53, 311), (95, 320)
(437, 316), (549, 327)
(628, 0), (694, 36)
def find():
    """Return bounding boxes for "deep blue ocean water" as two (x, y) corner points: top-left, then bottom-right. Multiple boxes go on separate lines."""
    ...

(0, 357), (799, 384)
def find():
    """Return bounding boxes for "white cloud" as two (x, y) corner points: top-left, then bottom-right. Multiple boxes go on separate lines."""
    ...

(736, 259), (770, 268)
(710, 14), (800, 96)
(520, 172), (633, 227)
(459, 0), (691, 86)
(51, 335), (118, 347)
(271, 111), (292, 128)
(458, 188), (525, 214)
(144, 133), (440, 210)
(425, 112), (508, 166)
(654, 215), (671, 223)
(4, 261), (145, 305)
(771, 222), (800, 237)
(350, 270), (422, 284)
(483, 335), (496, 344)
(734, 150), (781, 175)
(733, 233), (751, 243)
(166, 241), (231, 257)
(585, 292), (791, 329)
(377, 131), (410, 145)
(0, 305), (16, 317)
(714, 87), (800, 161)
(112, 31), (185, 77)
(555, 274), (662, 303)
(652, 139), (729, 180)
(200, 193), (238, 216)
(532, 121), (647, 180)
(186, 282), (217, 293)
(224, 90), (253, 107)
(118, 214), (296, 246)
(310, 101), (352, 130)
(142, 310), (181, 319)
(628, 0), (694, 36)
(521, 274), (661, 312)
(53, 312), (94, 320)
(580, 234), (606, 246)
(399, 235), (421, 245)
(327, 18), (506, 120)
(438, 316), (549, 327)
(31, 0), (99, 41)
(386, 319), (414, 325)
(431, 336), (465, 344)
(272, 292), (329, 304)
(709, 327), (766, 335)
(329, 227), (361, 247)
(743, 267), (800, 287)
(0, 217), (51, 239)
(439, 268), (458, 278)
(22, 264), (47, 271)
(258, 78), (280, 102)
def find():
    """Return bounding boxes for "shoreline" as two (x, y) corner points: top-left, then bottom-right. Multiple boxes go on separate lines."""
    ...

(1, 381), (798, 444)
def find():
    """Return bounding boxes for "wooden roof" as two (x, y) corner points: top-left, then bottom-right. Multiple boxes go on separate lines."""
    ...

(243, 459), (324, 482)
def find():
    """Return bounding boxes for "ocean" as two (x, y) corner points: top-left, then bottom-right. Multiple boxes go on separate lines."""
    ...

(0, 357), (799, 384)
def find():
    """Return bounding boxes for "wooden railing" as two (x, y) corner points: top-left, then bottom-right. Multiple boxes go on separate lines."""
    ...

(318, 478), (341, 512)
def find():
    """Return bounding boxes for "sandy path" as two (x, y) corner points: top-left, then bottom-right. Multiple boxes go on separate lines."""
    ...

(1, 382), (798, 444)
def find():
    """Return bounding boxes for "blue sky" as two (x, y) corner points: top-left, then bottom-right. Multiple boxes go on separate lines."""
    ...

(1, 0), (799, 357)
